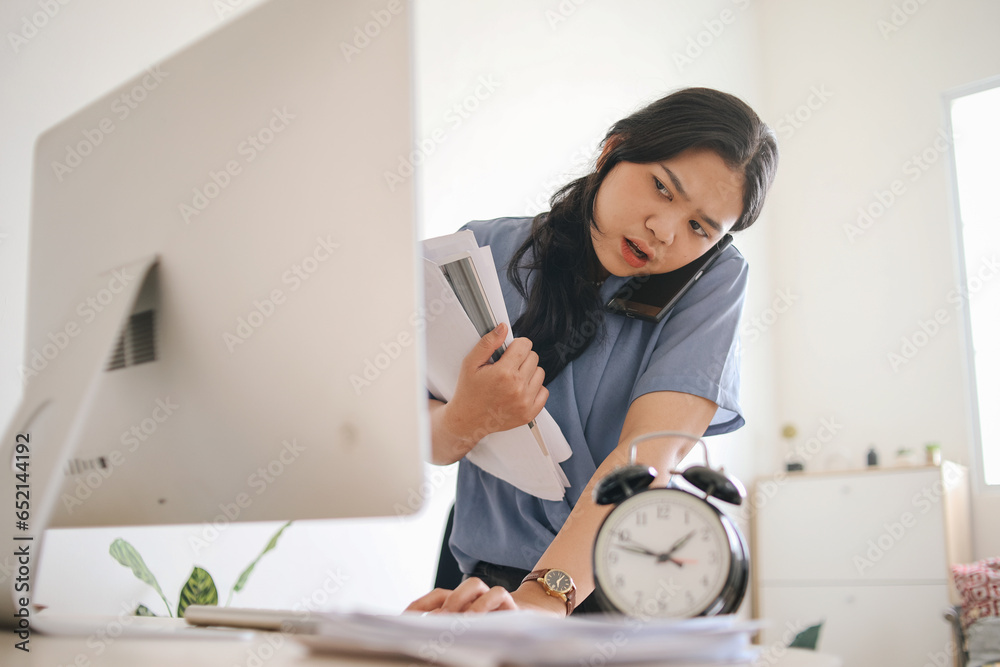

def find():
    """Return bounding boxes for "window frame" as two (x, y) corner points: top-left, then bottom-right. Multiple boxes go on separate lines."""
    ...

(942, 74), (1000, 494)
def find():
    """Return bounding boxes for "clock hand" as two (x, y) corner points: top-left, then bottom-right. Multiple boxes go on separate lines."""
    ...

(671, 557), (697, 565)
(614, 536), (673, 557)
(657, 530), (696, 564)
(662, 556), (699, 567)
(615, 543), (658, 557)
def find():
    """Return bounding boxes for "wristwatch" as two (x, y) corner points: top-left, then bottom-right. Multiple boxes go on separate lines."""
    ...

(521, 568), (576, 616)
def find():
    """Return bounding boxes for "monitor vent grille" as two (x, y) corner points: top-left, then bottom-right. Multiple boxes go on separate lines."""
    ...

(106, 309), (157, 371)
(65, 456), (109, 476)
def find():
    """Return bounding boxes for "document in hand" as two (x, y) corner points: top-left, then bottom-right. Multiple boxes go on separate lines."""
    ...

(422, 231), (571, 501)
(293, 610), (763, 667)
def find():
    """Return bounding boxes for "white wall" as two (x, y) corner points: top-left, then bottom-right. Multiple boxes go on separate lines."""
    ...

(753, 0), (1000, 559)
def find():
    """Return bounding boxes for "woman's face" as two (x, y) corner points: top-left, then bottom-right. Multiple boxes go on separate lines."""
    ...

(591, 147), (744, 278)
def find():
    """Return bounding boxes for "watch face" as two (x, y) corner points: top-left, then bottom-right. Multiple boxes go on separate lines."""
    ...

(543, 569), (573, 594)
(593, 489), (740, 618)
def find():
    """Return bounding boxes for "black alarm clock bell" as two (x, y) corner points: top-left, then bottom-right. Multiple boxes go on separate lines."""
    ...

(591, 431), (749, 619)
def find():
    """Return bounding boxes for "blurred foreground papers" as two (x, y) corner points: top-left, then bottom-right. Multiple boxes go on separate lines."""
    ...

(422, 231), (571, 500)
(293, 611), (763, 666)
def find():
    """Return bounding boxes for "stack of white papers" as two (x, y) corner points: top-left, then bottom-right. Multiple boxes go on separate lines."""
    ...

(422, 231), (571, 501)
(293, 611), (762, 666)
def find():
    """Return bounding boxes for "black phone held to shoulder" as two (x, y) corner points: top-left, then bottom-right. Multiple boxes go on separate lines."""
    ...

(605, 234), (734, 322)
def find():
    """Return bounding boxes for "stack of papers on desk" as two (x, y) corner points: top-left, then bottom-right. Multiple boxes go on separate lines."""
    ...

(423, 231), (571, 501)
(293, 611), (762, 666)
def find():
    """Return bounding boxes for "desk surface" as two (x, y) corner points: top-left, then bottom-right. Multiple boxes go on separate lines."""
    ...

(3, 631), (332, 667)
(2, 631), (841, 667)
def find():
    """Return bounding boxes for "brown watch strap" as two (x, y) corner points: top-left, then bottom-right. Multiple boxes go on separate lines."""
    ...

(521, 568), (576, 615)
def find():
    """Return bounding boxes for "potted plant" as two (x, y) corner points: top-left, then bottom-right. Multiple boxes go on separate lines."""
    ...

(110, 521), (292, 617)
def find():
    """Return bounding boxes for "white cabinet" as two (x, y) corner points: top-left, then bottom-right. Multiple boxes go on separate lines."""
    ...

(752, 463), (971, 667)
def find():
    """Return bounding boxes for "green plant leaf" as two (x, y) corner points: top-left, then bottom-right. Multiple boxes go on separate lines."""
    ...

(177, 566), (219, 618)
(134, 604), (156, 617)
(789, 622), (823, 650)
(109, 538), (173, 617)
(226, 521), (292, 606)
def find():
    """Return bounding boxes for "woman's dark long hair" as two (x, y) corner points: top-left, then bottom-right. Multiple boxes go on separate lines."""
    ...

(508, 87), (778, 383)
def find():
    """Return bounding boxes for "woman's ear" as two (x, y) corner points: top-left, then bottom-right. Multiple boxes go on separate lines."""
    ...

(596, 134), (624, 171)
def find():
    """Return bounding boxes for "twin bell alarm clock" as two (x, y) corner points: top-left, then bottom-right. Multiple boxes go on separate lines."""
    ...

(591, 431), (749, 619)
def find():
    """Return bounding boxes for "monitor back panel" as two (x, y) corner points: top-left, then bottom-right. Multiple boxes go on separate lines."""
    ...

(25, 0), (427, 526)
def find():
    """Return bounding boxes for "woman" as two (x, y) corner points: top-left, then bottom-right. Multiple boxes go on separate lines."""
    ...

(408, 87), (778, 616)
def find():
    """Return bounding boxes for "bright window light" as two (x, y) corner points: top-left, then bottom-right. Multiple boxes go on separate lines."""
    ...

(950, 82), (1000, 486)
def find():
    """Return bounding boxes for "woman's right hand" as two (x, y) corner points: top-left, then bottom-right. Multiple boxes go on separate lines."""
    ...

(438, 322), (548, 452)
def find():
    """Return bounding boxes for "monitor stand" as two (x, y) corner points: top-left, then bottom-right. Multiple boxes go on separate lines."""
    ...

(0, 255), (158, 634)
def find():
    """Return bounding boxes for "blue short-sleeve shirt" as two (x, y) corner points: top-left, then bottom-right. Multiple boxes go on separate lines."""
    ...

(444, 216), (748, 573)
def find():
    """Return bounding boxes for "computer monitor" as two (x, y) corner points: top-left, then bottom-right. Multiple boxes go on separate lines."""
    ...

(1, 0), (427, 628)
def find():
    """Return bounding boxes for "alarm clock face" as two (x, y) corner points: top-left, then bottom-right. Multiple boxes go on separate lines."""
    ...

(593, 488), (745, 618)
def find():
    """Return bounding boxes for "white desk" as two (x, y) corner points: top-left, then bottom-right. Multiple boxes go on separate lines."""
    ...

(1, 627), (842, 667)
(3, 631), (332, 666)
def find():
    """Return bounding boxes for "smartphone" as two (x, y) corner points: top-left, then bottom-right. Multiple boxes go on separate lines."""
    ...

(605, 233), (734, 322)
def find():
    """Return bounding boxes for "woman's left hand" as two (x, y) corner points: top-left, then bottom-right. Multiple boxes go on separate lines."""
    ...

(404, 577), (566, 616)
(404, 577), (518, 614)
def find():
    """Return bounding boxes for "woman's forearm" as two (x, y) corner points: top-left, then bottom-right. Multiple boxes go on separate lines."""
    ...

(427, 398), (480, 465)
(515, 391), (715, 609)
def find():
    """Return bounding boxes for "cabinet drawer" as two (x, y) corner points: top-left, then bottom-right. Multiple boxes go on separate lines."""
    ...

(754, 467), (953, 583)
